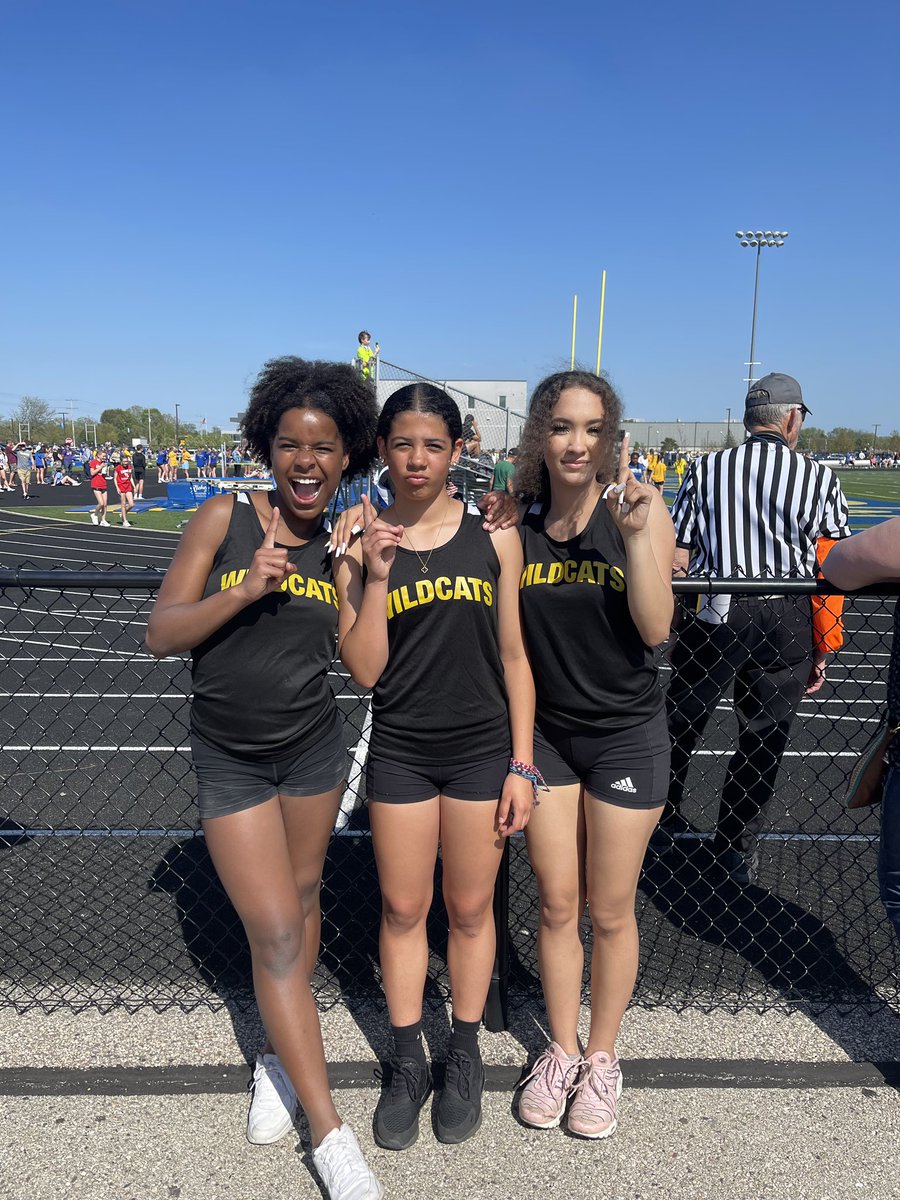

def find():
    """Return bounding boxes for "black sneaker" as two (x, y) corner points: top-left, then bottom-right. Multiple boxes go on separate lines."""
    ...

(648, 811), (700, 854)
(434, 1047), (484, 1144)
(713, 844), (759, 886)
(373, 1055), (432, 1151)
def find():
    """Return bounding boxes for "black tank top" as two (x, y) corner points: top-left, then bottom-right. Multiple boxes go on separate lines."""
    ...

(191, 493), (339, 761)
(369, 508), (510, 765)
(520, 497), (663, 732)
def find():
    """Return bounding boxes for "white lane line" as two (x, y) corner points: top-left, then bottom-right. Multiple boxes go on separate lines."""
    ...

(336, 700), (371, 831)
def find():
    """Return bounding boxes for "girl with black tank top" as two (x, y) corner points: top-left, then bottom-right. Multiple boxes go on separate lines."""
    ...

(513, 371), (675, 1142)
(336, 384), (537, 1151)
(146, 359), (384, 1200)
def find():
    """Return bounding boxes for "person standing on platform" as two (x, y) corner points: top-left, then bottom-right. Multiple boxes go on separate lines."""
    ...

(657, 373), (852, 883)
(510, 371), (674, 1142)
(356, 330), (379, 380)
(146, 357), (383, 1200)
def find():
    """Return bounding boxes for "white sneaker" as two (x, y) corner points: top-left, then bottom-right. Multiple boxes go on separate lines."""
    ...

(100, 519), (110, 526)
(121, 520), (132, 528)
(90, 513), (99, 525)
(312, 1125), (383, 1200)
(246, 1053), (297, 1145)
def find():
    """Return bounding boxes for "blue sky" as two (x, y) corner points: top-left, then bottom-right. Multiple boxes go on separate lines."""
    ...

(2, 0), (898, 432)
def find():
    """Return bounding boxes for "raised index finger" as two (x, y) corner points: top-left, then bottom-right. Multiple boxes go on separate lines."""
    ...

(263, 504), (280, 548)
(618, 432), (631, 483)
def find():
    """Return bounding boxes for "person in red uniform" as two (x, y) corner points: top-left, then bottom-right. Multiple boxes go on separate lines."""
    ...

(114, 459), (136, 527)
(88, 453), (109, 526)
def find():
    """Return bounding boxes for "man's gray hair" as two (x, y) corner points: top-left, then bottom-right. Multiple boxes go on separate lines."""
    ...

(744, 402), (795, 431)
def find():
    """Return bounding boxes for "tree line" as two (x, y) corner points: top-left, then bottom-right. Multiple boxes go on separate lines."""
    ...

(2, 396), (229, 448)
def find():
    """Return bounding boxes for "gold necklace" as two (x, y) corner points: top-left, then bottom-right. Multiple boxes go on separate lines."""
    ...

(403, 505), (449, 574)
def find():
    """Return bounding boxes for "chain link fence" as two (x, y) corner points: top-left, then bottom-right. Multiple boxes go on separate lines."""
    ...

(0, 569), (896, 1015)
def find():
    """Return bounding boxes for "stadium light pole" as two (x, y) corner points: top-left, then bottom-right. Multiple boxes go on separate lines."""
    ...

(735, 230), (788, 388)
(873, 424), (880, 453)
(175, 404), (181, 444)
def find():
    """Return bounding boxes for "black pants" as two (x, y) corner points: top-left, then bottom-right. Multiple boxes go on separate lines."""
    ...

(665, 597), (812, 850)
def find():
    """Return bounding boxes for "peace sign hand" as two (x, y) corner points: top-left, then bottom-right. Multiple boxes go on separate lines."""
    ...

(241, 505), (297, 601)
(359, 493), (403, 584)
(605, 433), (655, 536)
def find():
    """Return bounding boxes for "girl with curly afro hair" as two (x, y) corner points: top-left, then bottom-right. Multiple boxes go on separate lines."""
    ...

(146, 357), (384, 1200)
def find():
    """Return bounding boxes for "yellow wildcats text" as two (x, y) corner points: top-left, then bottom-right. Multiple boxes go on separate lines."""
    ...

(519, 559), (625, 591)
(219, 568), (338, 607)
(387, 575), (494, 620)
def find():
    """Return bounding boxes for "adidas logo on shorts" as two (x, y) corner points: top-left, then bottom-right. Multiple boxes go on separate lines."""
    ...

(610, 776), (638, 794)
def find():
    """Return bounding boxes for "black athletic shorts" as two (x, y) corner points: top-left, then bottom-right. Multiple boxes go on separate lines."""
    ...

(192, 713), (349, 820)
(533, 707), (670, 809)
(367, 750), (510, 804)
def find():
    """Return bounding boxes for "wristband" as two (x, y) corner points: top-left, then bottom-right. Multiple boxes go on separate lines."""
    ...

(508, 758), (549, 807)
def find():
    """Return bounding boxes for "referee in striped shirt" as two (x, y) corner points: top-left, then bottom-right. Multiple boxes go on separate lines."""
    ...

(656, 373), (851, 884)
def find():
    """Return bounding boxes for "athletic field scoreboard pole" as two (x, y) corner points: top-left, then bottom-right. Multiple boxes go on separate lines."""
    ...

(595, 269), (607, 375)
(570, 294), (578, 369)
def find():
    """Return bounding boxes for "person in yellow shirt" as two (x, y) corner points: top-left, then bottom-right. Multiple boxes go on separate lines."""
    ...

(675, 454), (687, 486)
(646, 449), (658, 473)
(356, 330), (379, 380)
(651, 456), (667, 493)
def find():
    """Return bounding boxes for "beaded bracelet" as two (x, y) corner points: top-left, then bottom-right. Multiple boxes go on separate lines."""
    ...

(508, 758), (550, 806)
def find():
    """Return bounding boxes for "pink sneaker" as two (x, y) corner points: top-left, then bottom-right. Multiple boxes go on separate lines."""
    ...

(517, 1041), (583, 1129)
(567, 1050), (622, 1139)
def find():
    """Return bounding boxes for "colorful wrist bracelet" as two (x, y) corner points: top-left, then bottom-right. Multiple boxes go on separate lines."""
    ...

(508, 758), (550, 806)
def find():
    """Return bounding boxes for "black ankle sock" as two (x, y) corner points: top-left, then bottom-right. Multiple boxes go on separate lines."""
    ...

(391, 1020), (427, 1064)
(448, 1015), (481, 1058)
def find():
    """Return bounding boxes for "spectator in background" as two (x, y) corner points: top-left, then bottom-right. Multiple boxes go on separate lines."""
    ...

(821, 517), (900, 943)
(88, 451), (110, 526)
(627, 451), (645, 483)
(356, 330), (379, 380)
(650, 454), (667, 493)
(207, 447), (220, 478)
(0, 452), (12, 492)
(231, 445), (244, 478)
(675, 453), (687, 486)
(196, 446), (209, 478)
(33, 445), (47, 485)
(132, 445), (147, 498)
(14, 443), (34, 501)
(657, 373), (852, 884)
(114, 458), (136, 527)
(167, 446), (179, 480)
(492, 447), (518, 494)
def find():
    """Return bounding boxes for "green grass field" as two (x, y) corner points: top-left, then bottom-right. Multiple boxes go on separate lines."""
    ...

(21, 507), (193, 532)
(831, 469), (900, 504)
(20, 467), (900, 537)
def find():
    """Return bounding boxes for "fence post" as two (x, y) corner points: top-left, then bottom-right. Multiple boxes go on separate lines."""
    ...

(483, 837), (510, 1031)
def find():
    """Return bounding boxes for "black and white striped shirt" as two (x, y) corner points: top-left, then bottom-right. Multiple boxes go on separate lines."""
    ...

(670, 433), (851, 621)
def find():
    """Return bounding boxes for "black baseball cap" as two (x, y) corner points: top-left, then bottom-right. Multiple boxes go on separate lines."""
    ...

(745, 373), (811, 416)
